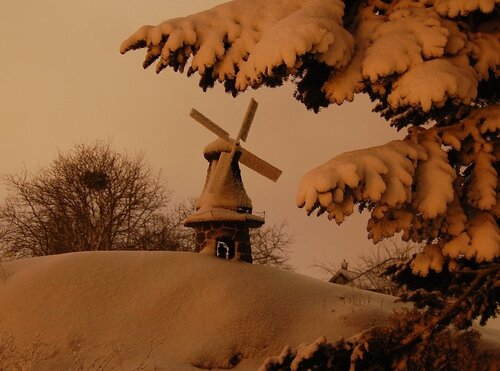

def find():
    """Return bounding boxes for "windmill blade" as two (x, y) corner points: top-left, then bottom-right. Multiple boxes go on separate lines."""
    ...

(238, 98), (258, 142)
(240, 147), (282, 182)
(190, 109), (230, 139)
(208, 151), (234, 193)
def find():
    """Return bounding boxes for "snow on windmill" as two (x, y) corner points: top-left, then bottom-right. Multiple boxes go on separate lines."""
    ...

(184, 98), (282, 262)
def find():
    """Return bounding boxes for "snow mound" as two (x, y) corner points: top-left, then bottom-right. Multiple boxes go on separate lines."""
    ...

(0, 252), (400, 370)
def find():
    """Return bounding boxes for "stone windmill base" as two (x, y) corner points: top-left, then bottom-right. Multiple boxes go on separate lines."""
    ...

(184, 210), (264, 263)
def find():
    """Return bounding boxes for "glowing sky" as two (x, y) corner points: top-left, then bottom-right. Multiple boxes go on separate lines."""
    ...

(0, 0), (403, 277)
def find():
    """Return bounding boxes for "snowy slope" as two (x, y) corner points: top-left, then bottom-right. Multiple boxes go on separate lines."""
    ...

(0, 252), (403, 370)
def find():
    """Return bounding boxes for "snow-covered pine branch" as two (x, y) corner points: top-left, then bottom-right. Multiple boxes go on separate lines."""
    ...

(121, 0), (499, 123)
(121, 0), (354, 104)
(433, 0), (498, 17)
(297, 105), (499, 276)
(295, 139), (428, 221)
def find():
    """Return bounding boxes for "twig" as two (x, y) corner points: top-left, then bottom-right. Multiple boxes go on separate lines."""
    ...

(397, 263), (500, 350)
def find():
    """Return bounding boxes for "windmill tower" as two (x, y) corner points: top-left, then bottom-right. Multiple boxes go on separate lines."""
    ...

(184, 99), (282, 262)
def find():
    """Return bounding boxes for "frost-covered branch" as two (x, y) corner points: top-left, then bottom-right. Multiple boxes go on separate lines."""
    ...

(398, 262), (500, 350)
(297, 105), (499, 276)
(121, 0), (499, 122)
(296, 139), (428, 221)
(121, 0), (354, 108)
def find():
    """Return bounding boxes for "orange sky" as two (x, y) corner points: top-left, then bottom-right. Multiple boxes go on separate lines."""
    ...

(0, 0), (403, 277)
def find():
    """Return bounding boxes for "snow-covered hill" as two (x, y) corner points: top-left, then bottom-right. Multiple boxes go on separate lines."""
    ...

(0, 251), (404, 370)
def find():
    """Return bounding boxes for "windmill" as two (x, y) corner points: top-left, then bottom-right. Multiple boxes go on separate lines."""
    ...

(183, 98), (282, 262)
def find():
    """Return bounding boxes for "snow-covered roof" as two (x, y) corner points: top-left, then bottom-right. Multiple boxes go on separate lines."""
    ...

(329, 261), (384, 292)
(329, 268), (358, 284)
(203, 138), (233, 160)
(184, 207), (264, 227)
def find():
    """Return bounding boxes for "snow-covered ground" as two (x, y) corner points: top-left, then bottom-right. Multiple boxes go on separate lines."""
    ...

(0, 252), (497, 369)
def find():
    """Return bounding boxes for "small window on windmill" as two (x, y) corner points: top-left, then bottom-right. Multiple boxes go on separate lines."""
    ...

(216, 238), (235, 260)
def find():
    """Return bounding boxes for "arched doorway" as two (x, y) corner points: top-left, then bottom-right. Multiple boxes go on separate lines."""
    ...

(216, 238), (235, 260)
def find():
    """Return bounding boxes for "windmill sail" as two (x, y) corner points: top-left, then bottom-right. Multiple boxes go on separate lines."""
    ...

(190, 98), (282, 187)
(190, 109), (230, 139)
(209, 98), (259, 192)
(240, 148), (282, 182)
(238, 98), (258, 142)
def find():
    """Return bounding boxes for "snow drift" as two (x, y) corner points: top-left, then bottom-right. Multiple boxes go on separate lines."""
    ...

(0, 251), (401, 370)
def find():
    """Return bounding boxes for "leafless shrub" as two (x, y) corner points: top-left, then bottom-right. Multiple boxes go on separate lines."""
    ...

(251, 221), (293, 270)
(134, 198), (197, 252)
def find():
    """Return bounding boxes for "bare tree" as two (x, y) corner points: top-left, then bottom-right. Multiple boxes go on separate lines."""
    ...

(0, 142), (168, 259)
(134, 199), (197, 252)
(251, 222), (293, 270)
(354, 238), (420, 296)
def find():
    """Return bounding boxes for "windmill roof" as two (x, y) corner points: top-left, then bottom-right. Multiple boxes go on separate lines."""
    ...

(203, 138), (234, 160)
(196, 138), (254, 212)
